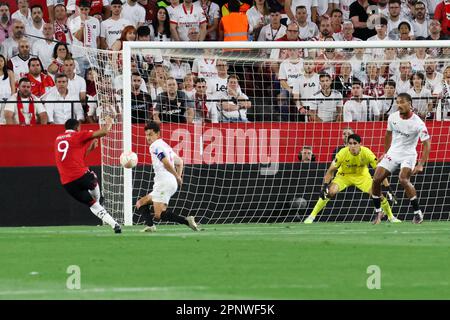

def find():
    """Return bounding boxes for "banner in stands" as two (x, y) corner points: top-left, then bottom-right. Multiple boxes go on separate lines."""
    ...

(0, 122), (448, 167)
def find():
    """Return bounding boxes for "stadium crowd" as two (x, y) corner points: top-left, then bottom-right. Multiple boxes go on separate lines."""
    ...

(0, 0), (450, 124)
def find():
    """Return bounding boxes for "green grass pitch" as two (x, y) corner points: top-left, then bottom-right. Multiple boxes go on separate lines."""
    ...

(0, 222), (449, 300)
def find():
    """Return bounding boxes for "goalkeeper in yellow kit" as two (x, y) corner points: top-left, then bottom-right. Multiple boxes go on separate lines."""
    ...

(304, 134), (401, 224)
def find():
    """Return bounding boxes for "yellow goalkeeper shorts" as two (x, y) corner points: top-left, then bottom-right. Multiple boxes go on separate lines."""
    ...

(332, 173), (373, 194)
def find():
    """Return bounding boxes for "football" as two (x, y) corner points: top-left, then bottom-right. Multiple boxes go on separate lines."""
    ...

(291, 197), (308, 209)
(120, 151), (138, 169)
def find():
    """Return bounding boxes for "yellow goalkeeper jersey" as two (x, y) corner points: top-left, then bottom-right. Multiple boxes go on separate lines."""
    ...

(333, 146), (378, 175)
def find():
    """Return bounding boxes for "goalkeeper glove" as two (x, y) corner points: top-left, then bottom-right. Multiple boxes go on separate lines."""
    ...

(383, 185), (398, 205)
(320, 183), (329, 200)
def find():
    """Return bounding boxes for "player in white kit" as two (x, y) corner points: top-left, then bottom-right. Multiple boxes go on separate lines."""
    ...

(371, 93), (431, 224)
(135, 122), (199, 232)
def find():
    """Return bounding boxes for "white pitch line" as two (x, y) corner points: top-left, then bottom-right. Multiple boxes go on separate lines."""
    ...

(0, 286), (209, 296)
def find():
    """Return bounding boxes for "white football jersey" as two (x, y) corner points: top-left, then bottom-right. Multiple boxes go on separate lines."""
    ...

(292, 73), (320, 108)
(192, 58), (217, 79)
(387, 111), (430, 157)
(278, 60), (304, 88)
(150, 139), (177, 181)
(310, 90), (343, 122)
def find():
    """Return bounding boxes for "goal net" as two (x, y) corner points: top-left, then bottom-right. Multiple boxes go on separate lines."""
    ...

(87, 41), (450, 225)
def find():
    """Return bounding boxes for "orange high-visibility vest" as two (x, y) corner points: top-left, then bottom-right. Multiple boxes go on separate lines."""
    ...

(221, 12), (249, 41)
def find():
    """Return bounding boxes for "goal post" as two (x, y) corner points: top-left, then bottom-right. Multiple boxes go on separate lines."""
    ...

(90, 40), (450, 225)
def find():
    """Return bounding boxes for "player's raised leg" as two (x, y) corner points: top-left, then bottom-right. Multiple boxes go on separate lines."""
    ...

(399, 167), (423, 224)
(305, 182), (339, 224)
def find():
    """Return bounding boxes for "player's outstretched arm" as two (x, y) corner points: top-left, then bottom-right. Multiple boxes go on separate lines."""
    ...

(92, 117), (113, 138)
(174, 154), (184, 179)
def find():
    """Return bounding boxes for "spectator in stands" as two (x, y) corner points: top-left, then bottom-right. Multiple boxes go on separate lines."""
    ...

(349, 47), (369, 83)
(131, 72), (153, 123)
(295, 5), (319, 41)
(387, 0), (414, 40)
(330, 8), (343, 34)
(0, 54), (15, 102)
(84, 67), (97, 123)
(31, 23), (55, 70)
(3, 77), (47, 125)
(26, 5), (45, 45)
(376, 0), (389, 17)
(309, 73), (343, 122)
(170, 58), (191, 85)
(285, 0), (317, 25)
(86, 0), (111, 22)
(63, 57), (87, 104)
(343, 79), (380, 122)
(222, 0), (251, 17)
(363, 62), (385, 99)
(154, 77), (194, 123)
(100, 0), (132, 50)
(298, 146), (316, 163)
(166, 0), (180, 20)
(367, 17), (391, 60)
(182, 73), (196, 100)
(138, 0), (158, 26)
(26, 57), (54, 97)
(246, 0), (270, 41)
(193, 77), (219, 123)
(334, 20), (361, 43)
(379, 47), (399, 79)
(393, 60), (413, 93)
(192, 51), (217, 79)
(278, 48), (302, 102)
(207, 59), (231, 96)
(43, 73), (84, 124)
(332, 61), (353, 101)
(68, 0), (100, 76)
(11, 0), (31, 26)
(219, 0), (249, 41)
(48, 0), (73, 22)
(257, 8), (286, 41)
(111, 25), (137, 51)
(122, 0), (146, 28)
(432, 64), (450, 120)
(378, 79), (398, 120)
(314, 37), (345, 76)
(171, 0), (207, 41)
(407, 72), (434, 119)
(315, 16), (335, 41)
(434, 0), (450, 37)
(53, 4), (72, 45)
(8, 39), (35, 81)
(48, 43), (77, 76)
(216, 74), (251, 122)
(150, 6), (171, 42)
(293, 57), (320, 121)
(194, 0), (220, 41)
(331, 127), (354, 160)
(409, 44), (428, 74)
(2, 20), (26, 60)
(349, 0), (377, 41)
(427, 19), (447, 41)
(424, 58), (443, 93)
(413, 1), (430, 38)
(0, 3), (12, 44)
(148, 63), (170, 102)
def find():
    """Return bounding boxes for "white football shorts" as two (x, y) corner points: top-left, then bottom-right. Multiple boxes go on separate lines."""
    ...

(150, 176), (178, 205)
(378, 153), (417, 173)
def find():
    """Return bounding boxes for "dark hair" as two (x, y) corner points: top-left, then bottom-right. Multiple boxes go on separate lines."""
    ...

(52, 42), (70, 59)
(347, 134), (361, 144)
(0, 2), (9, 8)
(65, 118), (80, 130)
(136, 25), (151, 39)
(131, 71), (141, 77)
(410, 72), (425, 86)
(352, 79), (363, 87)
(397, 92), (412, 103)
(152, 6), (171, 39)
(145, 121), (160, 133)
(398, 21), (411, 31)
(55, 73), (68, 81)
(194, 77), (206, 85)
(79, 0), (91, 8)
(378, 17), (388, 26)
(0, 54), (8, 80)
(28, 57), (43, 69)
(295, 5), (307, 11)
(18, 77), (31, 85)
(384, 79), (396, 88)
(30, 4), (43, 12)
(228, 0), (241, 13)
(319, 73), (331, 79)
(331, 8), (343, 16)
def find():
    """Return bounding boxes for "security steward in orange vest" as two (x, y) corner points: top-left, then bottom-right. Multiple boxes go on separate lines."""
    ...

(218, 0), (249, 41)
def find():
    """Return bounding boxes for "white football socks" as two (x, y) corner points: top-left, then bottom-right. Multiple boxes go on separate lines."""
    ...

(90, 202), (117, 228)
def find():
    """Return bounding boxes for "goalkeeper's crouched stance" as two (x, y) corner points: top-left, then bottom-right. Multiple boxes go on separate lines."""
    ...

(304, 134), (401, 224)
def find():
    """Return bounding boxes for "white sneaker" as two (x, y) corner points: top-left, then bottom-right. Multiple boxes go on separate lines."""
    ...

(303, 216), (315, 224)
(140, 225), (157, 232)
(389, 217), (402, 223)
(186, 216), (200, 231)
